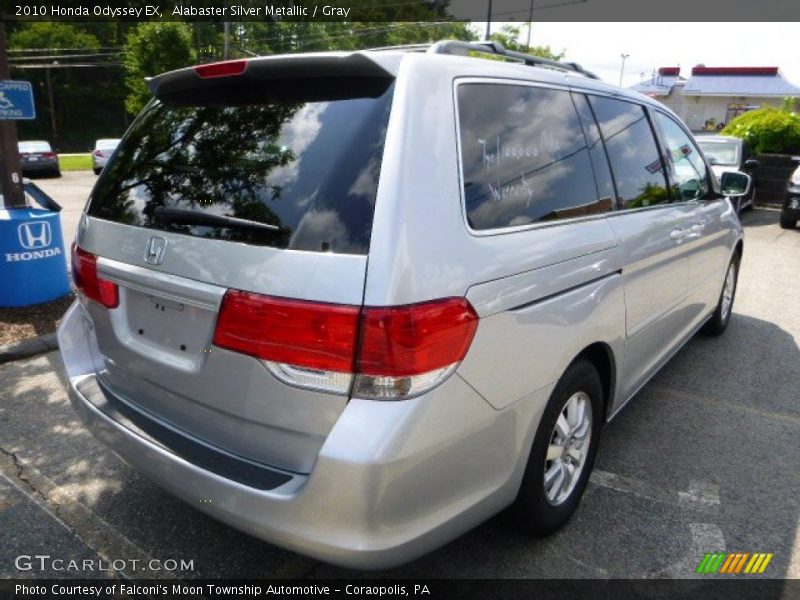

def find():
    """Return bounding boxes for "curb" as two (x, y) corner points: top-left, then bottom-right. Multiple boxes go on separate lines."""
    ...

(0, 333), (58, 364)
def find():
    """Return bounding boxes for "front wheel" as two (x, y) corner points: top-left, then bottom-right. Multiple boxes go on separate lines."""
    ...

(513, 359), (603, 536)
(780, 214), (796, 229)
(702, 255), (739, 336)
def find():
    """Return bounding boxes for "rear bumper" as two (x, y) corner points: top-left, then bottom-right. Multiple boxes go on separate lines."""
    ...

(57, 301), (547, 569)
(21, 160), (58, 172)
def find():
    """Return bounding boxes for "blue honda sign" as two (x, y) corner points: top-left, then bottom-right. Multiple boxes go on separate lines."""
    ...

(0, 80), (35, 120)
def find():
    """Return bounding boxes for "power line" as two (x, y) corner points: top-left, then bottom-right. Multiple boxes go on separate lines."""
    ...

(10, 52), (122, 61)
(7, 46), (123, 53)
(9, 62), (122, 69)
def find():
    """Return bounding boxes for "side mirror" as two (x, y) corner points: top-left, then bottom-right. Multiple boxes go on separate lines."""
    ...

(720, 171), (751, 197)
(743, 159), (759, 169)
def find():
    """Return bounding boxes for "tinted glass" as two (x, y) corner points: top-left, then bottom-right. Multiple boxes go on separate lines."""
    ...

(571, 93), (616, 207)
(589, 96), (669, 209)
(653, 112), (710, 201)
(88, 80), (394, 255)
(458, 83), (612, 230)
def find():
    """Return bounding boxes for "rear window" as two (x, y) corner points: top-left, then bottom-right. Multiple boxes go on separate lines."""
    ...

(88, 79), (394, 255)
(96, 139), (120, 150)
(19, 142), (51, 153)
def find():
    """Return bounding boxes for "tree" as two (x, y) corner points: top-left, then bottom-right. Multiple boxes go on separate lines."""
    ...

(124, 23), (195, 115)
(489, 24), (564, 60)
(9, 22), (101, 51)
(721, 107), (800, 155)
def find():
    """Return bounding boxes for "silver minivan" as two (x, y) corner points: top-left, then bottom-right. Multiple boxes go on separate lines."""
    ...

(58, 41), (749, 569)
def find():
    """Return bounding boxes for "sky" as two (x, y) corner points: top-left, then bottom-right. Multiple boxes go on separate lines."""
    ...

(474, 22), (800, 88)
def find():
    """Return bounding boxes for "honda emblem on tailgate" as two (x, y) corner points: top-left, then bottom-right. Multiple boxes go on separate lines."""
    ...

(143, 236), (167, 265)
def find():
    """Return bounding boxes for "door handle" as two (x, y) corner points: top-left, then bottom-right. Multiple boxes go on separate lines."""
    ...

(670, 228), (688, 241)
(690, 221), (706, 233)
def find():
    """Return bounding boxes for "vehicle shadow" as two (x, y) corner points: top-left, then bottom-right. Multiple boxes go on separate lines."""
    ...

(2, 310), (798, 580)
(741, 207), (784, 229)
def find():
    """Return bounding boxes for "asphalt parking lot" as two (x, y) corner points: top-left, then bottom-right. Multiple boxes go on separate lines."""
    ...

(1, 171), (799, 581)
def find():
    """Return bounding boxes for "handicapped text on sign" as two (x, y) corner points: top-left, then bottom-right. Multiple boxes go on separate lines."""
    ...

(0, 80), (35, 120)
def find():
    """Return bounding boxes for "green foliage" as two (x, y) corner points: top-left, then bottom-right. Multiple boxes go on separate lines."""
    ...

(489, 24), (564, 60)
(9, 22), (100, 50)
(237, 21), (476, 56)
(124, 23), (195, 115)
(721, 107), (800, 155)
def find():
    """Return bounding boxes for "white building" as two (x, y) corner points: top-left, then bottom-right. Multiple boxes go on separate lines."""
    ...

(631, 66), (800, 132)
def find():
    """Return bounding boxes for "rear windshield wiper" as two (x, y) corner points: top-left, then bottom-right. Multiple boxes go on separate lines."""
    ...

(152, 206), (280, 233)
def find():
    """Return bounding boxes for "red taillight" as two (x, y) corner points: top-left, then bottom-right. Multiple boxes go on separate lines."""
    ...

(213, 291), (360, 372)
(212, 291), (479, 399)
(194, 60), (247, 79)
(71, 244), (119, 309)
(93, 149), (103, 157)
(43, 152), (56, 159)
(357, 299), (479, 377)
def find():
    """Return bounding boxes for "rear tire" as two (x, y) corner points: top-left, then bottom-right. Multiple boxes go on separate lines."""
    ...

(780, 214), (796, 229)
(513, 359), (603, 536)
(702, 255), (739, 336)
(93, 167), (102, 176)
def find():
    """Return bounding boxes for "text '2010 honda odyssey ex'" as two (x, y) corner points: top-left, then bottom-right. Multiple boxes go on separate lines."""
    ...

(58, 40), (750, 569)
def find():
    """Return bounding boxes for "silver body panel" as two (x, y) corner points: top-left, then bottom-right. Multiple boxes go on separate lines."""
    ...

(59, 48), (743, 568)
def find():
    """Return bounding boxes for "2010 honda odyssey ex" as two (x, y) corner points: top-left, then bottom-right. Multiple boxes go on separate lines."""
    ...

(58, 40), (750, 569)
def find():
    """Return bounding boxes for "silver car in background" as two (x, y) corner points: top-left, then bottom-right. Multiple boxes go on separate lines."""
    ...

(92, 138), (120, 175)
(58, 41), (749, 569)
(696, 135), (759, 213)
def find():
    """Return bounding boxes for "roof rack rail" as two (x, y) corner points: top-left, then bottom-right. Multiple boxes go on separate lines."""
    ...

(367, 43), (432, 53)
(427, 40), (600, 80)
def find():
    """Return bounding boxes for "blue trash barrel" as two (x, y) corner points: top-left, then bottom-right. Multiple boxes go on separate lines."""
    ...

(0, 207), (71, 307)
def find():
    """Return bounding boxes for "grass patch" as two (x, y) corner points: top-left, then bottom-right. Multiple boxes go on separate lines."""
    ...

(60, 154), (93, 171)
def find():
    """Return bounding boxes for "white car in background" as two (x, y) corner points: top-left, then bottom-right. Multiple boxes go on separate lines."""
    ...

(92, 138), (120, 175)
(695, 135), (759, 213)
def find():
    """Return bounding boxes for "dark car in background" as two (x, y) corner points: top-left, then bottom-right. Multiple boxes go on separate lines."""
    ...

(18, 140), (61, 177)
(781, 163), (800, 229)
(696, 135), (758, 213)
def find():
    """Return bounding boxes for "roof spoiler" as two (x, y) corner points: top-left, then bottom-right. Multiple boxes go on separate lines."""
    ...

(146, 52), (397, 99)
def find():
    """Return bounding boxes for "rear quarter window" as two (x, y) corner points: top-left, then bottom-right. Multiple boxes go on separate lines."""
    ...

(456, 82), (613, 231)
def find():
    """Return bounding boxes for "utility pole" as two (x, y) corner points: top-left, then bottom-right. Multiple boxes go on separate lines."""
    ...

(619, 53), (630, 87)
(45, 63), (57, 148)
(525, 0), (534, 50)
(223, 22), (231, 60)
(0, 22), (25, 209)
(484, 0), (492, 41)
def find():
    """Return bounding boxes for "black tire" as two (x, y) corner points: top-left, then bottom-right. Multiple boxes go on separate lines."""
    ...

(702, 254), (739, 336)
(780, 214), (795, 229)
(513, 359), (603, 536)
(93, 168), (102, 176)
(52, 169), (61, 178)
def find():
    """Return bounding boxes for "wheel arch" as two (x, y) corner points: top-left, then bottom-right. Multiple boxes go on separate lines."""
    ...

(573, 342), (617, 423)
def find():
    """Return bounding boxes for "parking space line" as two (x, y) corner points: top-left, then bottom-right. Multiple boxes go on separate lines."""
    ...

(590, 469), (719, 513)
(652, 385), (800, 428)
